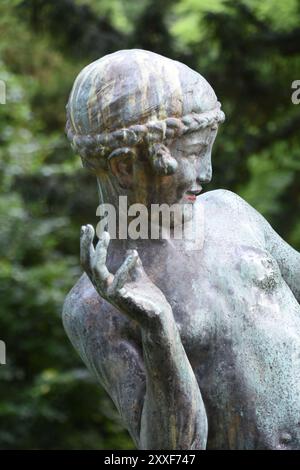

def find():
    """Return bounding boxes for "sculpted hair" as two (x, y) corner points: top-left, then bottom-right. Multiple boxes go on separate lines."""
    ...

(66, 105), (225, 175)
(66, 49), (225, 175)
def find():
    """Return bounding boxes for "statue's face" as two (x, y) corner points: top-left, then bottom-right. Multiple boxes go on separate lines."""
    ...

(132, 126), (218, 207)
(164, 126), (217, 204)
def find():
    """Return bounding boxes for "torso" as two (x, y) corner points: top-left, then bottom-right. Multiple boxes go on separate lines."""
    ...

(65, 189), (300, 449)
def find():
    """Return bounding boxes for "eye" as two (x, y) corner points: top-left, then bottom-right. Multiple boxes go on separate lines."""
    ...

(187, 144), (208, 158)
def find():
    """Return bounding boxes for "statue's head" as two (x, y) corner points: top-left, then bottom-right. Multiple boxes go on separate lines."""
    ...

(66, 49), (224, 207)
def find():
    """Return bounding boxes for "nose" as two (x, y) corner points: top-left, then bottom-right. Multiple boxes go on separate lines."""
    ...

(197, 172), (211, 185)
(196, 151), (212, 184)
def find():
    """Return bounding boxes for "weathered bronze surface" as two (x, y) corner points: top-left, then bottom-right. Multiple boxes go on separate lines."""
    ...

(63, 49), (300, 450)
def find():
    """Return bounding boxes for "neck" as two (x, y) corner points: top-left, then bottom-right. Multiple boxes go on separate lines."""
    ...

(95, 176), (199, 251)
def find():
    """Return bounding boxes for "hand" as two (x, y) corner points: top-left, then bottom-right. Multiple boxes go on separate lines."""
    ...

(80, 225), (172, 328)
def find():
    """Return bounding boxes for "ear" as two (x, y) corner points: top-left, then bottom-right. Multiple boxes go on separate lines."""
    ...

(149, 143), (178, 176)
(108, 148), (135, 189)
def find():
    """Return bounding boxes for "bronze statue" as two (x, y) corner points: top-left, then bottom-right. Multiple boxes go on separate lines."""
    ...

(63, 49), (300, 450)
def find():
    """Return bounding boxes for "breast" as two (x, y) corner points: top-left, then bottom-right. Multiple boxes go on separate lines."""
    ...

(156, 243), (300, 449)
(237, 245), (282, 292)
(196, 245), (300, 449)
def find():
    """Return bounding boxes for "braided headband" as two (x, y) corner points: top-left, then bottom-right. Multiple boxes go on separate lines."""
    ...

(66, 104), (225, 174)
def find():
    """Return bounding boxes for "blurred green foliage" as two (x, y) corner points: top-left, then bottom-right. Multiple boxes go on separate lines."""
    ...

(0, 0), (299, 449)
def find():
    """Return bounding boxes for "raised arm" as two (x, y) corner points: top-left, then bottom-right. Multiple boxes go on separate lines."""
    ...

(63, 225), (208, 450)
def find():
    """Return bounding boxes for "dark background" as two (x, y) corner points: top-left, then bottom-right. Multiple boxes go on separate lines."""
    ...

(0, 0), (300, 449)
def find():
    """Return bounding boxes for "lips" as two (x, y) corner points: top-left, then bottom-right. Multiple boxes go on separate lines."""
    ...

(184, 187), (202, 202)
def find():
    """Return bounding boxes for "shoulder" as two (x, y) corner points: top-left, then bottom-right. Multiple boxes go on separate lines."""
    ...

(199, 188), (272, 253)
(199, 189), (268, 241)
(198, 189), (248, 223)
(62, 274), (115, 342)
(200, 189), (248, 209)
(62, 273), (138, 347)
(62, 273), (102, 326)
(200, 189), (263, 222)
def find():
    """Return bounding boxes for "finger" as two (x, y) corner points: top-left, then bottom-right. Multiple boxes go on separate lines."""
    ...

(111, 249), (138, 292)
(93, 231), (112, 282)
(80, 224), (95, 275)
(130, 253), (146, 281)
